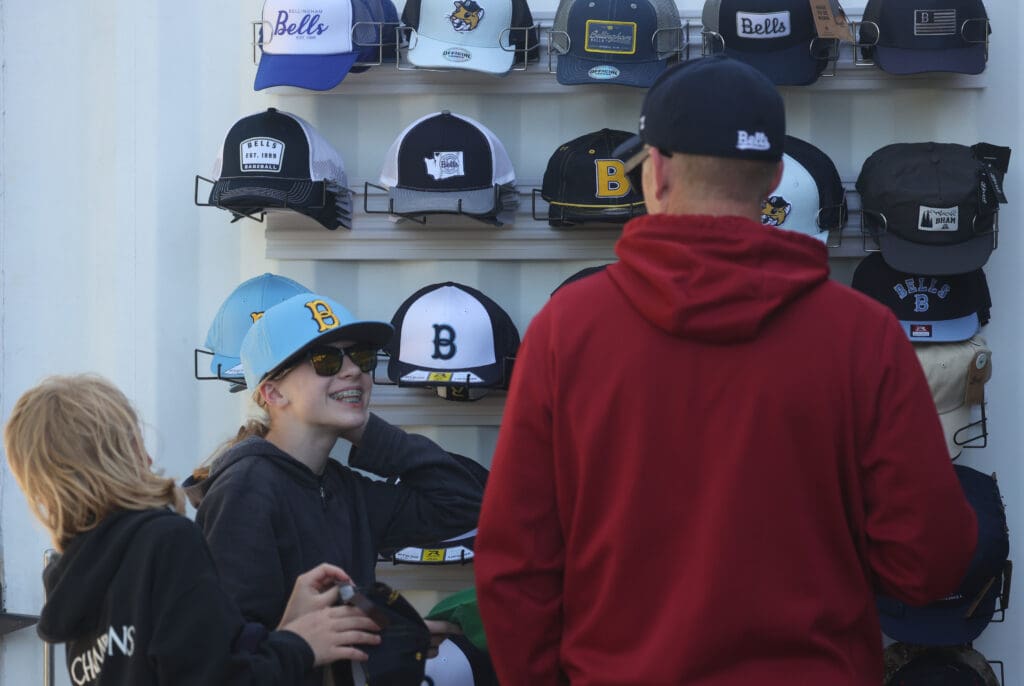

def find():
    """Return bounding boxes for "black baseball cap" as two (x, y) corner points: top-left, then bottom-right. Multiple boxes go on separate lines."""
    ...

(207, 108), (353, 230)
(851, 253), (991, 342)
(615, 56), (785, 172)
(701, 0), (836, 86)
(859, 0), (990, 75)
(857, 142), (1005, 275)
(542, 129), (645, 227)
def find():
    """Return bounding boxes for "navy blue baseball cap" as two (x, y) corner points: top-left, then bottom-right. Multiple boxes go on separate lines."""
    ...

(878, 465), (1009, 646)
(859, 0), (990, 75)
(701, 0), (835, 86)
(615, 56), (785, 172)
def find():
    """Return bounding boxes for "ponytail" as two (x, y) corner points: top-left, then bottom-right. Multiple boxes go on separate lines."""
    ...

(193, 389), (271, 480)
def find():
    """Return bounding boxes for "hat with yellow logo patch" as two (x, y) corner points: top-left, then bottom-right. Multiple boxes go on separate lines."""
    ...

(761, 135), (847, 243)
(385, 282), (519, 396)
(552, 0), (683, 87)
(241, 293), (393, 389)
(541, 129), (646, 227)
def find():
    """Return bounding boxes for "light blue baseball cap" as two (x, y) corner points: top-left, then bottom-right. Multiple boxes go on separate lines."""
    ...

(241, 293), (393, 390)
(204, 273), (312, 381)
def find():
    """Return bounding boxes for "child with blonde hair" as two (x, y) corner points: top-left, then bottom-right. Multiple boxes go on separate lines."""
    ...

(5, 374), (381, 686)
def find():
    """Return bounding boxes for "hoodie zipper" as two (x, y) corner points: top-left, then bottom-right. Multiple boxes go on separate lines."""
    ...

(318, 477), (327, 511)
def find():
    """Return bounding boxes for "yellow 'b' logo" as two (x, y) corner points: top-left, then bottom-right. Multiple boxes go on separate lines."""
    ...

(250, 311), (264, 323)
(305, 300), (340, 332)
(595, 159), (631, 198)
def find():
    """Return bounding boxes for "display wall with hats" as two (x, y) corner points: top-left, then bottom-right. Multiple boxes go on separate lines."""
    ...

(188, 0), (1021, 676)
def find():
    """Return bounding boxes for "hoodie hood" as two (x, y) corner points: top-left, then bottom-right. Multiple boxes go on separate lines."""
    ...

(38, 509), (171, 642)
(608, 214), (830, 343)
(183, 436), (318, 509)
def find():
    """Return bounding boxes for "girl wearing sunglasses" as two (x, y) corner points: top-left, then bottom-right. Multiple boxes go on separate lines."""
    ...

(187, 292), (481, 686)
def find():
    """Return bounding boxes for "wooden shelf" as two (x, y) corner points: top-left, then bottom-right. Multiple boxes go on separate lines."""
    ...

(369, 383), (506, 426)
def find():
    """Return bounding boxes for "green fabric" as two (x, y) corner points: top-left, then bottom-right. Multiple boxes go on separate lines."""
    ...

(426, 587), (488, 653)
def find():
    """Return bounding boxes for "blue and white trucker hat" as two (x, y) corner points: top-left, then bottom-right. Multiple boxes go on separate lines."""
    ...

(241, 293), (393, 390)
(255, 0), (391, 90)
(204, 273), (311, 383)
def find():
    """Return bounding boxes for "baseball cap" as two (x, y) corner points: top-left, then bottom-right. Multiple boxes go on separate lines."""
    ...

(385, 282), (520, 392)
(378, 111), (519, 220)
(913, 335), (992, 459)
(856, 142), (1006, 275)
(541, 129), (645, 227)
(254, 0), (393, 90)
(850, 253), (991, 342)
(761, 135), (847, 243)
(347, 582), (431, 686)
(551, 0), (682, 87)
(701, 0), (836, 86)
(240, 293), (393, 390)
(859, 0), (991, 75)
(403, 0), (537, 74)
(424, 636), (499, 686)
(201, 274), (312, 384)
(883, 644), (999, 686)
(878, 465), (1010, 645)
(615, 56), (785, 172)
(551, 264), (611, 295)
(207, 108), (354, 231)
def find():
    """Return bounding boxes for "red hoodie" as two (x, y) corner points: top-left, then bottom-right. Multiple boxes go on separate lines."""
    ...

(475, 214), (977, 686)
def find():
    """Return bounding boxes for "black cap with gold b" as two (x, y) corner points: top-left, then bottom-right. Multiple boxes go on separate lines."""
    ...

(542, 129), (646, 227)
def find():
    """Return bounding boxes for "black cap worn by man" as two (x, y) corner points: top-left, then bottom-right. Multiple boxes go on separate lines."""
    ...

(615, 55), (785, 171)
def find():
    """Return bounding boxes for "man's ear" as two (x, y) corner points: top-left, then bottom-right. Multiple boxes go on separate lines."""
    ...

(644, 147), (671, 206)
(259, 380), (289, 408)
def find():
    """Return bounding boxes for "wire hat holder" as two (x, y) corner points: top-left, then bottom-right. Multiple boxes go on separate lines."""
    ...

(193, 348), (248, 393)
(859, 208), (999, 256)
(547, 22), (689, 74)
(530, 187), (644, 226)
(851, 18), (990, 69)
(395, 24), (543, 72)
(363, 181), (511, 227)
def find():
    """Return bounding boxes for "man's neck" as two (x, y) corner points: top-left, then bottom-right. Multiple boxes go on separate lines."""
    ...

(662, 194), (763, 222)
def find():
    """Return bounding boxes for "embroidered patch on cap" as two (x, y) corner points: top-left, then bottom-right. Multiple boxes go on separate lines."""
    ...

(584, 20), (637, 54)
(914, 9), (957, 36)
(424, 151), (465, 179)
(918, 206), (960, 232)
(910, 324), (934, 338)
(737, 131), (771, 151)
(735, 11), (791, 39)
(240, 138), (285, 172)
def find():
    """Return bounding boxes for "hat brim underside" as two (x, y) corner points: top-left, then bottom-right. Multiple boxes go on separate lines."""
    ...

(898, 312), (980, 343)
(407, 33), (515, 75)
(210, 178), (342, 211)
(387, 360), (505, 388)
(724, 43), (825, 86)
(874, 45), (986, 75)
(879, 585), (998, 645)
(254, 52), (361, 91)
(878, 233), (993, 275)
(210, 353), (244, 380)
(388, 187), (500, 216)
(556, 53), (667, 88)
(547, 204), (641, 227)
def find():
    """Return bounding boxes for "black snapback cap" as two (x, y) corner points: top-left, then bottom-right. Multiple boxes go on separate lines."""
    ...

(542, 129), (645, 227)
(615, 56), (785, 171)
(856, 142), (1006, 275)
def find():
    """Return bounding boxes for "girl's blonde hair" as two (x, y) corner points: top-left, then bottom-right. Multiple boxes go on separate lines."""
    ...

(3, 374), (184, 551)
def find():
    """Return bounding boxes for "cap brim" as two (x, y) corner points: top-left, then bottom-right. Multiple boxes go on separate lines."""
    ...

(318, 321), (394, 348)
(879, 232), (994, 275)
(556, 54), (667, 88)
(724, 43), (825, 86)
(408, 33), (514, 75)
(388, 187), (500, 216)
(613, 134), (646, 173)
(547, 203), (643, 227)
(874, 45), (986, 75)
(210, 178), (334, 212)
(210, 354), (244, 380)
(878, 585), (998, 645)
(899, 312), (979, 343)
(254, 52), (361, 91)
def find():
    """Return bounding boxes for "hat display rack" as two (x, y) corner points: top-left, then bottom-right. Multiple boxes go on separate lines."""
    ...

(362, 181), (509, 227)
(396, 24), (542, 73)
(852, 17), (991, 69)
(193, 174), (354, 227)
(546, 23), (690, 73)
(699, 30), (841, 79)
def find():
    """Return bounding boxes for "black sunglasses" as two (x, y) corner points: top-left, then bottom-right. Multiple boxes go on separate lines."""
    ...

(307, 344), (380, 376)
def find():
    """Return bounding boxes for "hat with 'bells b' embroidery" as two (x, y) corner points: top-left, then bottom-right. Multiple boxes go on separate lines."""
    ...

(385, 282), (520, 399)
(240, 293), (393, 390)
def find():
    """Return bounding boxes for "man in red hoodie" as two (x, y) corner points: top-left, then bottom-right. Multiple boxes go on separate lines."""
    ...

(474, 56), (978, 685)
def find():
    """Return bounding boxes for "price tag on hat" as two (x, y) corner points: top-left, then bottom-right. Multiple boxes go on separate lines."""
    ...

(807, 0), (853, 43)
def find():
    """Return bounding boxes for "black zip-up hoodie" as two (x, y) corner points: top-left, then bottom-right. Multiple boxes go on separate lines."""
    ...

(37, 508), (313, 686)
(189, 413), (484, 686)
